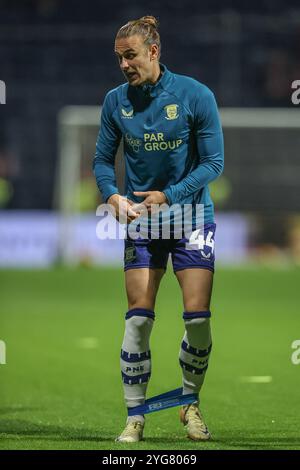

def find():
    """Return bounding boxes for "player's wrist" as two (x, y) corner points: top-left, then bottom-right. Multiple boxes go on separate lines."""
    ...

(107, 193), (120, 204)
(159, 191), (167, 204)
(161, 190), (170, 205)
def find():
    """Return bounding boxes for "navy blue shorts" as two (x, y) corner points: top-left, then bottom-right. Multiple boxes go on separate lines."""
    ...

(124, 223), (216, 273)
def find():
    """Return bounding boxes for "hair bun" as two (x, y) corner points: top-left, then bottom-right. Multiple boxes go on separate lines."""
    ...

(139, 15), (159, 29)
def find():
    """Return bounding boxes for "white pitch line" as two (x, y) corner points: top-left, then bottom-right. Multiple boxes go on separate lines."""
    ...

(240, 376), (273, 383)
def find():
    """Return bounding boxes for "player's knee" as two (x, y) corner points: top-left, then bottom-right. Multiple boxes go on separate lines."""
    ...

(128, 300), (155, 311)
(184, 302), (211, 312)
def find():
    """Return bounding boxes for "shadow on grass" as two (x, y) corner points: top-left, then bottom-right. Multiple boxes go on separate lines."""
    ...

(0, 419), (112, 443)
(0, 407), (42, 416)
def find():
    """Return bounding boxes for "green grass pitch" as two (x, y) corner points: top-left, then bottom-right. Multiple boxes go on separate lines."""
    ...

(0, 266), (299, 450)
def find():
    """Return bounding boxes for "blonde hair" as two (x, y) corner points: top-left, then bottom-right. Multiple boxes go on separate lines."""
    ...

(116, 16), (161, 58)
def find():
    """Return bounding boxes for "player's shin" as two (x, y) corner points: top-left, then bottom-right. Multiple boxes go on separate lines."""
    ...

(179, 311), (212, 397)
(120, 308), (154, 422)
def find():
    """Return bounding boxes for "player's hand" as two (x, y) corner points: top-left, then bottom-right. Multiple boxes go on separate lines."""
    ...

(107, 194), (140, 223)
(133, 191), (167, 213)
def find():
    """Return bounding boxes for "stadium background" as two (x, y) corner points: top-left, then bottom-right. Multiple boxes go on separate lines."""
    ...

(0, 0), (299, 450)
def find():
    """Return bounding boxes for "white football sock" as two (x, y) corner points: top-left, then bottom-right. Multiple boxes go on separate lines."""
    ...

(179, 312), (212, 396)
(120, 308), (154, 411)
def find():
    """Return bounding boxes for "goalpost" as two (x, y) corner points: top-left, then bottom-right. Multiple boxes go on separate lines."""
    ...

(55, 107), (300, 265)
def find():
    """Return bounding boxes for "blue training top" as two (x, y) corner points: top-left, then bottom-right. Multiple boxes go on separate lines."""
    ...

(93, 63), (224, 225)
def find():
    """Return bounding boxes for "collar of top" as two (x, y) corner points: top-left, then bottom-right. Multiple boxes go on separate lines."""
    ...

(139, 63), (171, 98)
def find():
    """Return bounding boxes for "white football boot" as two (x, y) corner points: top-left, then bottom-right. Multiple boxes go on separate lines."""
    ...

(115, 418), (145, 443)
(180, 403), (211, 441)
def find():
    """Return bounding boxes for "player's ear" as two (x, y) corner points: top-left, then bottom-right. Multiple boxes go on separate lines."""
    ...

(149, 43), (159, 61)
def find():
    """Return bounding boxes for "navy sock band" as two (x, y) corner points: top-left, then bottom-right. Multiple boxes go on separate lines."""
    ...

(183, 311), (211, 320)
(181, 340), (212, 357)
(126, 308), (155, 321)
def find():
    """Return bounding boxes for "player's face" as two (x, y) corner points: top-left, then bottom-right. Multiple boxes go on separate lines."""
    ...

(114, 35), (158, 86)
